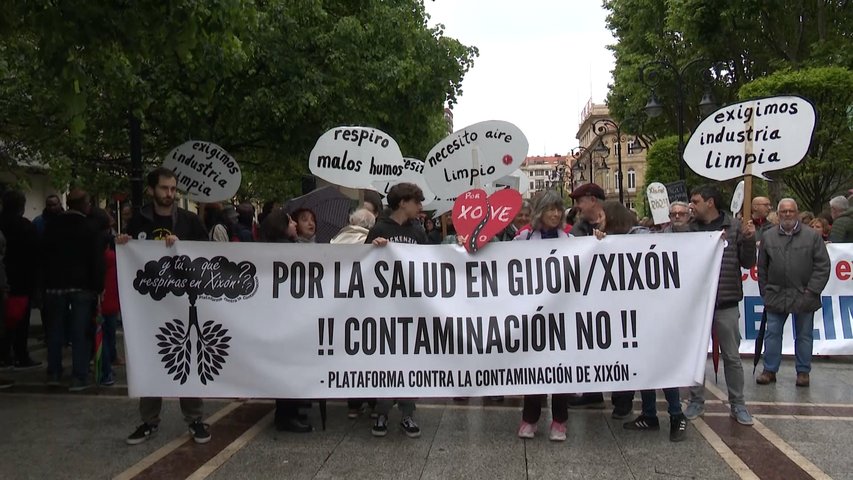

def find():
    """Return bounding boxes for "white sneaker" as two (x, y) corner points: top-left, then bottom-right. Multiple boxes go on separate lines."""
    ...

(517, 421), (537, 439)
(549, 421), (567, 441)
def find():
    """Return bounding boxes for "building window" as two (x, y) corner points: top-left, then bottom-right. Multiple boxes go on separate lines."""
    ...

(627, 168), (636, 191)
(535, 179), (544, 190)
(529, 181), (535, 190)
(627, 200), (636, 211)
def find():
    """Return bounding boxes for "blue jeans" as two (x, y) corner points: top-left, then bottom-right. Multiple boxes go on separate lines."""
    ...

(763, 310), (815, 374)
(44, 291), (96, 382)
(101, 313), (119, 381)
(640, 388), (681, 417)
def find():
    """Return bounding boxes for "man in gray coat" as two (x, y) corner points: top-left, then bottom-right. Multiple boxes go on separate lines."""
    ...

(756, 199), (830, 387)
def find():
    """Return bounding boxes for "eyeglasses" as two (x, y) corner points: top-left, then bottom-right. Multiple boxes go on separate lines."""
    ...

(669, 212), (689, 217)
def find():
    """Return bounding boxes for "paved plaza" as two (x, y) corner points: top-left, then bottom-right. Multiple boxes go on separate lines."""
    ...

(1, 328), (852, 480)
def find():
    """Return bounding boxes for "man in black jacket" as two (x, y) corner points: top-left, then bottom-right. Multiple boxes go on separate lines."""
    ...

(365, 183), (426, 439)
(118, 167), (211, 445)
(684, 185), (757, 426)
(41, 189), (105, 392)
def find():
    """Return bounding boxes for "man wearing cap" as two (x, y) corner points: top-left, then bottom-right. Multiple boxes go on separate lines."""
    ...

(568, 183), (606, 236)
(565, 183), (635, 418)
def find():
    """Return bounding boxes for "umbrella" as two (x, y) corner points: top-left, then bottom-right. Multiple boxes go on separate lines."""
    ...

(283, 186), (353, 243)
(753, 311), (767, 374)
(94, 314), (104, 385)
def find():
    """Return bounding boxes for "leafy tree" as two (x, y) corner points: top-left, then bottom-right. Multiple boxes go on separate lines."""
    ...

(0, 1), (477, 202)
(739, 66), (853, 213)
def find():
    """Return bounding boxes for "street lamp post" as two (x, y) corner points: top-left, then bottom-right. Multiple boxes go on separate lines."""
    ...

(570, 145), (609, 189)
(548, 158), (567, 196)
(639, 59), (719, 180)
(592, 119), (646, 205)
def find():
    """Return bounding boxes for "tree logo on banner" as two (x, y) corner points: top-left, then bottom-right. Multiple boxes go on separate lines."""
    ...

(133, 256), (258, 385)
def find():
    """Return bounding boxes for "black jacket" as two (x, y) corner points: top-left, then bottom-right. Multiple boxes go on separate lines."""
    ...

(0, 214), (38, 295)
(126, 204), (208, 242)
(365, 216), (427, 245)
(689, 211), (756, 308)
(41, 210), (106, 292)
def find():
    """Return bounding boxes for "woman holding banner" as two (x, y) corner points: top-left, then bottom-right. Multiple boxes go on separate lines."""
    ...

(514, 191), (571, 441)
(260, 210), (314, 433)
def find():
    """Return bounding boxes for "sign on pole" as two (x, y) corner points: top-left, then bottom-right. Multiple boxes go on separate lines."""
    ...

(730, 180), (745, 216)
(665, 180), (689, 204)
(163, 141), (242, 202)
(309, 126), (404, 189)
(424, 120), (529, 198)
(683, 96), (817, 181)
(646, 182), (671, 225)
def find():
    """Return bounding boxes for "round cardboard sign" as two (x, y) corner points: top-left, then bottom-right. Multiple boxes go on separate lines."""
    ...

(730, 180), (745, 215)
(684, 95), (816, 181)
(162, 141), (241, 202)
(309, 126), (404, 189)
(646, 182), (671, 225)
(423, 120), (529, 198)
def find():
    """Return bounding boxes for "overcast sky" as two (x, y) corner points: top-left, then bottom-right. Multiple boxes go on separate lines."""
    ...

(424, 1), (616, 156)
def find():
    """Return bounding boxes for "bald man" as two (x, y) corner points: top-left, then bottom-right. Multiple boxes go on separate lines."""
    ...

(751, 196), (772, 243)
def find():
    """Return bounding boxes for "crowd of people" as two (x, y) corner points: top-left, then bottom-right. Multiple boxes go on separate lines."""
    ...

(0, 167), (850, 446)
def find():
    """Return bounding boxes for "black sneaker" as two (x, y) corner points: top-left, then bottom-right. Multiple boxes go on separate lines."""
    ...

(372, 414), (388, 437)
(670, 414), (688, 442)
(126, 423), (159, 445)
(623, 415), (660, 431)
(401, 416), (421, 438)
(13, 358), (42, 371)
(0, 378), (13, 389)
(189, 420), (211, 444)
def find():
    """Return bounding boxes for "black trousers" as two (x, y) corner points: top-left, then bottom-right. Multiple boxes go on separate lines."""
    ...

(522, 394), (569, 423)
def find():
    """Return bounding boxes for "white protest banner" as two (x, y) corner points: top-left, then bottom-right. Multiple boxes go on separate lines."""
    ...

(684, 96), (817, 181)
(118, 233), (724, 399)
(309, 126), (404, 189)
(424, 120), (529, 198)
(163, 141), (241, 202)
(730, 180), (745, 215)
(646, 182), (671, 225)
(372, 158), (436, 208)
(736, 243), (853, 355)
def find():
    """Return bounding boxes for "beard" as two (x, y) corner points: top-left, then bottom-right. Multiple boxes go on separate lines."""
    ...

(154, 196), (174, 208)
(780, 219), (798, 231)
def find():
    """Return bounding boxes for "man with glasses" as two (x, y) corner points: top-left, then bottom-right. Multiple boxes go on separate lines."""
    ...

(751, 196), (773, 243)
(756, 199), (829, 387)
(665, 201), (691, 232)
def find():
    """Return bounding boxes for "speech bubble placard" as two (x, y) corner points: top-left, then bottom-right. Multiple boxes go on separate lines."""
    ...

(646, 182), (671, 225)
(424, 120), (529, 198)
(730, 180), (745, 215)
(163, 141), (241, 202)
(309, 126), (404, 189)
(371, 158), (435, 208)
(684, 95), (816, 181)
